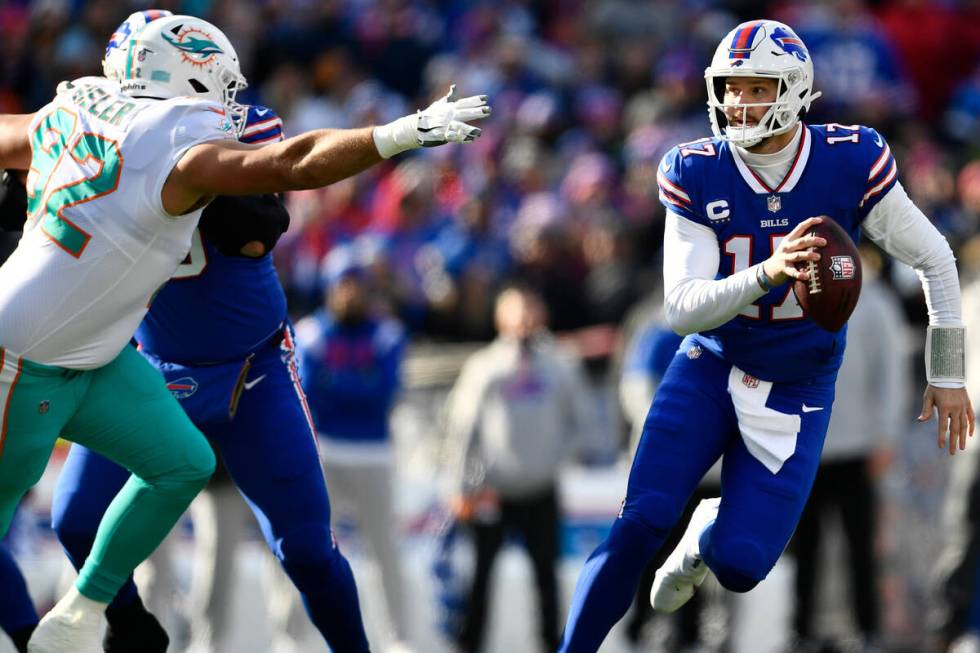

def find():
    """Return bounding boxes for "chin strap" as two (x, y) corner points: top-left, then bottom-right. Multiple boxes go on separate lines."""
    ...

(926, 325), (966, 386)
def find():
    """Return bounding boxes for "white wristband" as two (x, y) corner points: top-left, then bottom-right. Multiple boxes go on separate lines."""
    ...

(925, 325), (966, 386)
(372, 113), (420, 159)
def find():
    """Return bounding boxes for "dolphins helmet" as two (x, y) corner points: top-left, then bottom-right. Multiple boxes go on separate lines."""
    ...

(105, 13), (248, 134)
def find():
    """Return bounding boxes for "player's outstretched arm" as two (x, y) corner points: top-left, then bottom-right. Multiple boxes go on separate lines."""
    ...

(0, 115), (34, 171)
(164, 87), (489, 215)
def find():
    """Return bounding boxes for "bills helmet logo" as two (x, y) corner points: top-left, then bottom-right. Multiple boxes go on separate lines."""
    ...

(166, 377), (199, 399)
(830, 255), (856, 281)
(771, 26), (809, 62)
(106, 23), (133, 58)
(105, 9), (171, 59)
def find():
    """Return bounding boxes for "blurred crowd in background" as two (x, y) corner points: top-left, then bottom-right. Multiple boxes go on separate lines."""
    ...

(1, 0), (978, 342)
(1, 0), (980, 652)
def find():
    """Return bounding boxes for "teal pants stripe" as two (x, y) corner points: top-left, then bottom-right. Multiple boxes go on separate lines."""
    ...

(0, 345), (214, 602)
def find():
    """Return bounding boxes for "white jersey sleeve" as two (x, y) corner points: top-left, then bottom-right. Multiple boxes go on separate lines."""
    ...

(862, 181), (962, 327)
(131, 100), (236, 218)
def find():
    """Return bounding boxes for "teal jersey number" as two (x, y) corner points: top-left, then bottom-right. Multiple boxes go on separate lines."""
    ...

(27, 108), (122, 258)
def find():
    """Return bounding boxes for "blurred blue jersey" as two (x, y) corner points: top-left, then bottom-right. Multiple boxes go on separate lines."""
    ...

(657, 123), (897, 382)
(136, 106), (287, 364)
(295, 309), (406, 444)
(136, 235), (287, 363)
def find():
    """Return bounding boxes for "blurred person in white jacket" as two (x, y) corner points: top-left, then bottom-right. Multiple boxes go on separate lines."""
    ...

(445, 283), (596, 653)
(788, 246), (911, 653)
(932, 236), (980, 653)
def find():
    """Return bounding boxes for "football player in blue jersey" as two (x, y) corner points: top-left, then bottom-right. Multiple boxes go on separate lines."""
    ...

(0, 8), (488, 651)
(0, 542), (35, 653)
(5, 8), (479, 653)
(558, 19), (975, 652)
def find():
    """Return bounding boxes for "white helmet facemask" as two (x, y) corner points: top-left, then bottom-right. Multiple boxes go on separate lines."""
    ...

(704, 20), (821, 148)
(110, 14), (248, 136)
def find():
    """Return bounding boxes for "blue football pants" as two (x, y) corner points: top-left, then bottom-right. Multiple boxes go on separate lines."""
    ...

(559, 339), (836, 652)
(50, 331), (370, 652)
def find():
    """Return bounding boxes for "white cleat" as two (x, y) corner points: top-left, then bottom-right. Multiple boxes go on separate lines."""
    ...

(28, 587), (105, 653)
(650, 497), (721, 613)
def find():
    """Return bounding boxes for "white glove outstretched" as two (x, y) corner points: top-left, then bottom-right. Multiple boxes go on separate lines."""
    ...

(373, 85), (490, 159)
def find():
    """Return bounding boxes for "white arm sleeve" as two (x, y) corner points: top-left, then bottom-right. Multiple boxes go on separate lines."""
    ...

(662, 212), (768, 335)
(863, 182), (964, 388)
(862, 182), (961, 327)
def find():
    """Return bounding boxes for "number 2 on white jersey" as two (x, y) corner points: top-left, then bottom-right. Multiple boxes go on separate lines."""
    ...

(724, 235), (804, 321)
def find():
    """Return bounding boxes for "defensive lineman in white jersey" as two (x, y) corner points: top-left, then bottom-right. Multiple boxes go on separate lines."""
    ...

(0, 14), (489, 653)
(0, 77), (231, 367)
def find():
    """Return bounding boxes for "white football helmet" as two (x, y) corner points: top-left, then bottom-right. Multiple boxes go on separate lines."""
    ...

(111, 14), (248, 133)
(704, 20), (821, 148)
(103, 10), (173, 81)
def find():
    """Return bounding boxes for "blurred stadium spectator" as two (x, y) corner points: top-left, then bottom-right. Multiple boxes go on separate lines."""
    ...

(288, 244), (413, 653)
(930, 238), (980, 653)
(787, 247), (911, 653)
(443, 284), (596, 652)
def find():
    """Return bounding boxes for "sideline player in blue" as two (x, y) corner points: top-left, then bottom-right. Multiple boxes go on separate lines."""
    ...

(39, 10), (365, 653)
(559, 19), (975, 652)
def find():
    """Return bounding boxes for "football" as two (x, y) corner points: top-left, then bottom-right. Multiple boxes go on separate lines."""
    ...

(792, 217), (862, 332)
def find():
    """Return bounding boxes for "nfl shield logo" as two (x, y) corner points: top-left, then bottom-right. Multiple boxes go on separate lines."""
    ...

(38, 400), (50, 414)
(687, 345), (703, 360)
(742, 373), (760, 389)
(830, 256), (856, 280)
(767, 195), (781, 213)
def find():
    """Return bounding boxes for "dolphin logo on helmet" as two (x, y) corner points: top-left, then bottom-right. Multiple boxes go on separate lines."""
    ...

(162, 32), (225, 60)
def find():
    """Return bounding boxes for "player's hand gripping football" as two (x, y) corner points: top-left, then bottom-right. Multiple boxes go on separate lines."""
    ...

(918, 385), (975, 456)
(372, 85), (491, 159)
(760, 216), (827, 285)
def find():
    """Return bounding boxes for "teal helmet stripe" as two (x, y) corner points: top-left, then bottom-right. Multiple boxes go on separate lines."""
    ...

(125, 38), (141, 79)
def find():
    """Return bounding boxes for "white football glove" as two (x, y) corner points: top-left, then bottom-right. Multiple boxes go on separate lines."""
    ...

(372, 85), (490, 159)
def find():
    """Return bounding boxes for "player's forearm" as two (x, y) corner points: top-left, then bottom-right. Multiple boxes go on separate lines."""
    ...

(664, 269), (768, 335)
(0, 115), (33, 170)
(272, 127), (383, 192)
(662, 213), (767, 335)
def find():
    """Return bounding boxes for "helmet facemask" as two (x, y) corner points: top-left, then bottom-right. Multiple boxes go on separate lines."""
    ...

(214, 66), (248, 135)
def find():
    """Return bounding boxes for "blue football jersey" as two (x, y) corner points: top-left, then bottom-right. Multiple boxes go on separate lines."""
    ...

(657, 123), (898, 382)
(136, 105), (288, 364)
